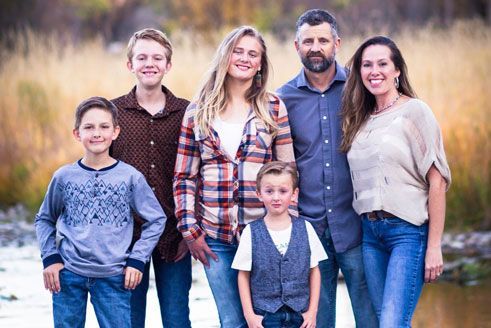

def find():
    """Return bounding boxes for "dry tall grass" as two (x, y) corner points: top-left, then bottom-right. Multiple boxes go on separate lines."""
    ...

(0, 22), (489, 229)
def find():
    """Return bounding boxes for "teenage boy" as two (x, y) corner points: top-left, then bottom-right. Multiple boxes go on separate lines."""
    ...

(35, 96), (166, 328)
(232, 161), (327, 328)
(277, 9), (378, 328)
(110, 28), (191, 328)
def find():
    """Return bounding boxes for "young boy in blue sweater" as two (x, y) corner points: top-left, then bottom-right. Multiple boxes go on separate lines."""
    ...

(35, 97), (166, 328)
(232, 161), (327, 328)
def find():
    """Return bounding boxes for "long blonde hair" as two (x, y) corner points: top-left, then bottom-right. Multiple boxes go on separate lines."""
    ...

(340, 36), (416, 152)
(194, 26), (277, 137)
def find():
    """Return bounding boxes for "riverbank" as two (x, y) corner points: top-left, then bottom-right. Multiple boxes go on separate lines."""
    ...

(1, 206), (491, 326)
(0, 245), (356, 327)
(3, 204), (490, 284)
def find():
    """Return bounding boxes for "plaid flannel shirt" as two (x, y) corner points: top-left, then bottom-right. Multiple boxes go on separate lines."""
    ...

(174, 94), (295, 244)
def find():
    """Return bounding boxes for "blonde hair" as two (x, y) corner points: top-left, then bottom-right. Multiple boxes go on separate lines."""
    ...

(256, 161), (299, 191)
(127, 28), (173, 62)
(194, 26), (277, 137)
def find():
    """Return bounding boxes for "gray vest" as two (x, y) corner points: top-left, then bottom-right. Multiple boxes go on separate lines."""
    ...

(250, 218), (310, 313)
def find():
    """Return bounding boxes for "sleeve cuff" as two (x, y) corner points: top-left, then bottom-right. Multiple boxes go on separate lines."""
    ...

(126, 258), (145, 273)
(179, 222), (204, 243)
(42, 253), (64, 268)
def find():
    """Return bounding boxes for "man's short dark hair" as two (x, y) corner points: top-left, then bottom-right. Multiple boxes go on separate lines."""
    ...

(296, 9), (339, 39)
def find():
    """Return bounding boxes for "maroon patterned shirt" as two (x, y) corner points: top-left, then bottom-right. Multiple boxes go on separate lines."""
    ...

(111, 86), (189, 261)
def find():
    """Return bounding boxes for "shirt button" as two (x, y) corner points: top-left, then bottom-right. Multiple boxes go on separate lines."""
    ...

(151, 187), (156, 191)
(324, 139), (329, 144)
(323, 116), (327, 120)
(150, 119), (154, 123)
(321, 94), (325, 98)
(150, 140), (155, 146)
(150, 164), (155, 169)
(325, 163), (330, 167)
(328, 209), (332, 213)
(327, 186), (331, 190)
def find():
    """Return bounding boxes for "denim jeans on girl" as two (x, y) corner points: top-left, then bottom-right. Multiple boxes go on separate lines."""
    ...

(204, 236), (247, 328)
(52, 268), (131, 328)
(362, 215), (428, 328)
(130, 253), (192, 328)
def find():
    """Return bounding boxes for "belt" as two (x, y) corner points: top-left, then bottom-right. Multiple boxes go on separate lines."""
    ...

(366, 210), (394, 221)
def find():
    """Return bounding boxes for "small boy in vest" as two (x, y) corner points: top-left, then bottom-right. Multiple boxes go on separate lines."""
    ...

(232, 161), (327, 328)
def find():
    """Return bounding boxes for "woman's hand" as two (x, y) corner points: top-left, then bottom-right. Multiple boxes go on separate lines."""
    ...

(424, 246), (443, 283)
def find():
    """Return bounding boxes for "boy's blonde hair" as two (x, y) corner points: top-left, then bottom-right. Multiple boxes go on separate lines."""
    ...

(127, 28), (173, 62)
(256, 161), (299, 191)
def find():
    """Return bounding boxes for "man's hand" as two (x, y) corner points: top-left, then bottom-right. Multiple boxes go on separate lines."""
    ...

(173, 239), (190, 262)
(187, 234), (218, 267)
(43, 263), (64, 294)
(124, 267), (143, 290)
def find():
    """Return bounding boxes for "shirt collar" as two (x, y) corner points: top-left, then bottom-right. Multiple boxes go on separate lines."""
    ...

(77, 159), (119, 172)
(123, 85), (181, 113)
(295, 61), (347, 92)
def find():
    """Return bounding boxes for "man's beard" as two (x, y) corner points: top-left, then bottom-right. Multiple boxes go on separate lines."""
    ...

(301, 51), (335, 73)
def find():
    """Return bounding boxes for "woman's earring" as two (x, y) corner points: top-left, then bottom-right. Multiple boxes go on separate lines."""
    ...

(255, 69), (262, 88)
(395, 76), (400, 89)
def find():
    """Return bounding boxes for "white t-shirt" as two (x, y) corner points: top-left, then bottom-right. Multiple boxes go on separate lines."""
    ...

(213, 116), (244, 159)
(231, 220), (328, 271)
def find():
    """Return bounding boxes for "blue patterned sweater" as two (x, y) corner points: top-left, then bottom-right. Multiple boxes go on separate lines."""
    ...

(35, 160), (166, 277)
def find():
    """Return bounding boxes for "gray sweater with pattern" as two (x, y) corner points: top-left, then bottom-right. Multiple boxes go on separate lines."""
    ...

(35, 160), (166, 277)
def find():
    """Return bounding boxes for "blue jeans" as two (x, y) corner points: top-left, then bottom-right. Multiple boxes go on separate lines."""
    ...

(317, 227), (378, 328)
(204, 236), (247, 328)
(130, 253), (192, 328)
(362, 216), (428, 328)
(255, 306), (304, 328)
(53, 268), (131, 328)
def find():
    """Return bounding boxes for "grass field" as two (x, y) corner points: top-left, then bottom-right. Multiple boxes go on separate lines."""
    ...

(0, 21), (489, 229)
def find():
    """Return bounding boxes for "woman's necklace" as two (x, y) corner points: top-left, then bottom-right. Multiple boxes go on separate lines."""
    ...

(373, 93), (402, 115)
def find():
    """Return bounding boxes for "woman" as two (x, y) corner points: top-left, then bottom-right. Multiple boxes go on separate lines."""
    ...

(173, 26), (294, 328)
(340, 36), (451, 328)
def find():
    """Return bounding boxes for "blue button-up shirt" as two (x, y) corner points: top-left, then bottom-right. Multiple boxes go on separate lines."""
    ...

(277, 62), (361, 253)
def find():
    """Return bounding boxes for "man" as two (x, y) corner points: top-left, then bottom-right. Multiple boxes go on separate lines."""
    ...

(277, 9), (378, 328)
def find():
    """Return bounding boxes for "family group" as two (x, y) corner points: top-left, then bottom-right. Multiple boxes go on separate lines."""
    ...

(35, 8), (451, 328)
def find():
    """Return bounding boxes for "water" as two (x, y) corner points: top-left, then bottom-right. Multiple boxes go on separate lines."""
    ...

(1, 245), (490, 327)
(413, 280), (491, 328)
